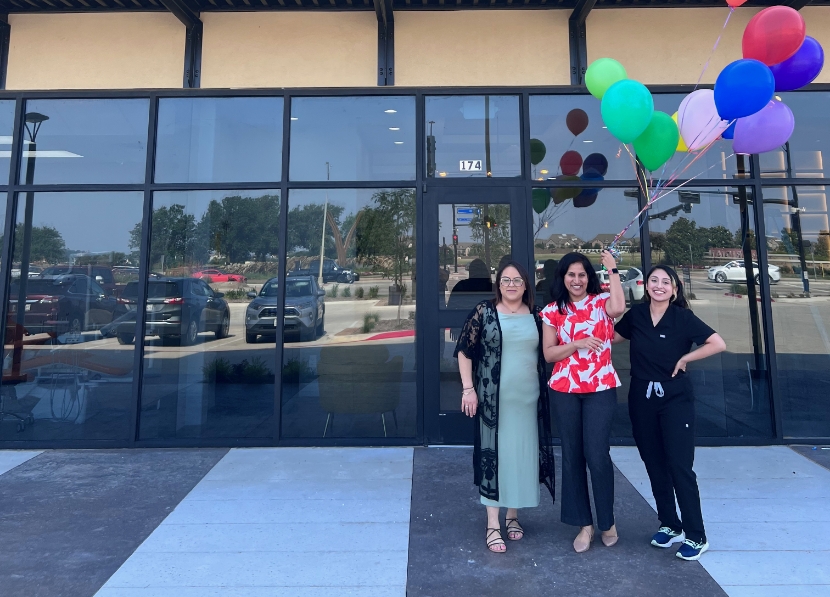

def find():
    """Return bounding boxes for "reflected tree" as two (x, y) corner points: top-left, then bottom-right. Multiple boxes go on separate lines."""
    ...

(356, 189), (416, 290)
(7, 224), (67, 263)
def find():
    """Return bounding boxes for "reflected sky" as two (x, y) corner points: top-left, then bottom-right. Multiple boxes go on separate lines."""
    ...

(289, 97), (415, 181)
(15, 192), (143, 254)
(20, 99), (149, 185)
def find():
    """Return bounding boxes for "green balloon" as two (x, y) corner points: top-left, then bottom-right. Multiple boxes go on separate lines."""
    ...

(530, 139), (547, 166)
(632, 111), (679, 172)
(601, 80), (654, 144)
(532, 188), (551, 214)
(585, 58), (628, 100)
(553, 176), (581, 204)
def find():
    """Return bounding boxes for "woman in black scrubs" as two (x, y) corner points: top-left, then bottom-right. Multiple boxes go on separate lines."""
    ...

(613, 265), (725, 561)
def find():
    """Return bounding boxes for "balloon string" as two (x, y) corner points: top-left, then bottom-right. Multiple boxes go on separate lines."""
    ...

(610, 152), (737, 250)
(694, 7), (734, 91)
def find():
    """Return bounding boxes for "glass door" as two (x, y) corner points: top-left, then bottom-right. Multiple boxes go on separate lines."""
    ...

(422, 185), (531, 444)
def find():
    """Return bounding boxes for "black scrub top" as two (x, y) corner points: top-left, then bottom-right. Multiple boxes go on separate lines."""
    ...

(615, 303), (716, 382)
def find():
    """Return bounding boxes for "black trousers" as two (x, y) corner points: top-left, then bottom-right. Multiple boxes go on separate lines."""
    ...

(553, 388), (617, 531)
(628, 376), (706, 543)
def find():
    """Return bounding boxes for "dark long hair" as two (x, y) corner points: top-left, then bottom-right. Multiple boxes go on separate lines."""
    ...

(551, 252), (602, 314)
(494, 260), (534, 309)
(643, 265), (690, 309)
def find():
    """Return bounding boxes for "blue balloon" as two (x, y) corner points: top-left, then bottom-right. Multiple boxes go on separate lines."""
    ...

(574, 190), (599, 208)
(721, 120), (736, 140)
(583, 153), (609, 177)
(580, 172), (604, 195)
(714, 59), (775, 121)
(770, 36), (825, 92)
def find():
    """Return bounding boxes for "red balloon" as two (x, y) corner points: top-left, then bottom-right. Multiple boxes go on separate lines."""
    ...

(560, 151), (583, 176)
(742, 6), (806, 66)
(566, 109), (589, 136)
(726, 0), (747, 6)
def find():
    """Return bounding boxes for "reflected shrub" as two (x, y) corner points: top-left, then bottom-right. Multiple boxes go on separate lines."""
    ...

(362, 312), (381, 333)
(369, 285), (380, 299)
(282, 357), (315, 383)
(328, 283), (339, 298)
(342, 286), (351, 297)
(203, 357), (273, 384)
(355, 287), (365, 299)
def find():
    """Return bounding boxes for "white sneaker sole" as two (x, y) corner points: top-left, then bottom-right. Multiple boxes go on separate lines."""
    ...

(676, 542), (710, 561)
(651, 532), (685, 548)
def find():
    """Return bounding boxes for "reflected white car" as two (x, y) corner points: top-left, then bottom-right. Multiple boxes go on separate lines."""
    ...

(621, 267), (644, 302)
(708, 260), (780, 284)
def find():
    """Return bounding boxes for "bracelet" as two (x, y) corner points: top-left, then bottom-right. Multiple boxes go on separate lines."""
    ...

(462, 388), (475, 396)
(462, 386), (474, 390)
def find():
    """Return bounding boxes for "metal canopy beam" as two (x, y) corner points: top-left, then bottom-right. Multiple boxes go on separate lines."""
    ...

(160, 0), (203, 88)
(569, 0), (596, 85)
(784, 0), (811, 10)
(373, 0), (394, 86)
(0, 15), (8, 91)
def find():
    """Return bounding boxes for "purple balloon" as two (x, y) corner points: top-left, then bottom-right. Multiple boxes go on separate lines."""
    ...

(733, 101), (795, 155)
(770, 36), (824, 92)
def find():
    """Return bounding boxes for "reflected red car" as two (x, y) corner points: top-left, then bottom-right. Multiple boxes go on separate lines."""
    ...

(191, 269), (247, 283)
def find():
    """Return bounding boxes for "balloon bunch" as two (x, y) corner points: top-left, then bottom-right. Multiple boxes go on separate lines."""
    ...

(586, 3), (824, 254)
(532, 109), (611, 215)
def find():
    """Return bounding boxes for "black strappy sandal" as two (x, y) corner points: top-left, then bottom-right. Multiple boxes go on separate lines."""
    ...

(506, 518), (524, 541)
(486, 527), (506, 553)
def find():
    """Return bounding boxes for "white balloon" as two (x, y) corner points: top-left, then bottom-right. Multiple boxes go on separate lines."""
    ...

(677, 89), (730, 151)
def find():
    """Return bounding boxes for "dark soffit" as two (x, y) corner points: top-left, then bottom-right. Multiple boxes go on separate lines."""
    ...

(0, 0), (824, 13)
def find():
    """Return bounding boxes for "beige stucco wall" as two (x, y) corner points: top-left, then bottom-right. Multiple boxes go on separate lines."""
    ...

(200, 13), (376, 88)
(6, 14), (184, 90)
(588, 7), (830, 85)
(394, 11), (570, 87)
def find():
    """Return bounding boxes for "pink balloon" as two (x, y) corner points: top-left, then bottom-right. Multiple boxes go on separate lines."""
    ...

(733, 100), (795, 155)
(677, 89), (730, 151)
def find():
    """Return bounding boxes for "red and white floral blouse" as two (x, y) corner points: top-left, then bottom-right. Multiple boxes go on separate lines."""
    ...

(541, 293), (621, 394)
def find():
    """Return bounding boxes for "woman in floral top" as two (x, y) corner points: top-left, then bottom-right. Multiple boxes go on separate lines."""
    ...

(542, 251), (625, 553)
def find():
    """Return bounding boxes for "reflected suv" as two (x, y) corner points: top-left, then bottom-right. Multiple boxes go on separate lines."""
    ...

(102, 278), (230, 345)
(245, 276), (325, 343)
(8, 274), (117, 335)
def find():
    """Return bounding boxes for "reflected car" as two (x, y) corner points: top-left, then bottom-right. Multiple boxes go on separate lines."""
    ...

(245, 276), (325, 343)
(288, 259), (357, 284)
(597, 269), (610, 293)
(101, 277), (230, 345)
(8, 274), (117, 335)
(10, 265), (43, 279)
(39, 264), (118, 296)
(191, 269), (247, 283)
(622, 267), (644, 303)
(708, 260), (780, 285)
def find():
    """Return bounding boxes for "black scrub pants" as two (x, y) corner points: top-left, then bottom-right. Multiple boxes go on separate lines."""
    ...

(628, 376), (706, 544)
(553, 388), (617, 532)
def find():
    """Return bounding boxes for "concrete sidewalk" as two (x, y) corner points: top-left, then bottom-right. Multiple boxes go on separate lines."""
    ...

(0, 445), (828, 597)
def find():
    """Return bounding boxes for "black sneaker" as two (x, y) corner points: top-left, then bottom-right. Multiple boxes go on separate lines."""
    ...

(676, 538), (709, 561)
(650, 526), (684, 548)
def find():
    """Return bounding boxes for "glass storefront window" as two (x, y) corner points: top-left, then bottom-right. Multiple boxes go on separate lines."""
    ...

(289, 97), (415, 182)
(0, 100), (16, 181)
(155, 97), (284, 184)
(1, 192), (143, 441)
(426, 95), (521, 179)
(138, 190), (280, 440)
(647, 185), (772, 438)
(760, 185), (830, 438)
(760, 92), (829, 179)
(19, 99), (149, 185)
(529, 94), (736, 183)
(281, 188), (416, 439)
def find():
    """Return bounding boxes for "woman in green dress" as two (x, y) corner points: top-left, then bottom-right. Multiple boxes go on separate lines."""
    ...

(455, 260), (556, 553)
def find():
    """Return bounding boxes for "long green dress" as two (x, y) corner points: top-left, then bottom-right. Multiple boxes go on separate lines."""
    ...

(481, 312), (541, 509)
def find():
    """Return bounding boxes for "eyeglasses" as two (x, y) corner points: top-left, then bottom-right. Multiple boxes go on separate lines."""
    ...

(500, 277), (525, 287)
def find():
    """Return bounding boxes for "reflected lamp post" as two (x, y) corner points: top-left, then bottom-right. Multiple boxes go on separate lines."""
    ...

(16, 112), (49, 328)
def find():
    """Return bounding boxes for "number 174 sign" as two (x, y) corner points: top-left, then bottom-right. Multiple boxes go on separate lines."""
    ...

(460, 160), (483, 172)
